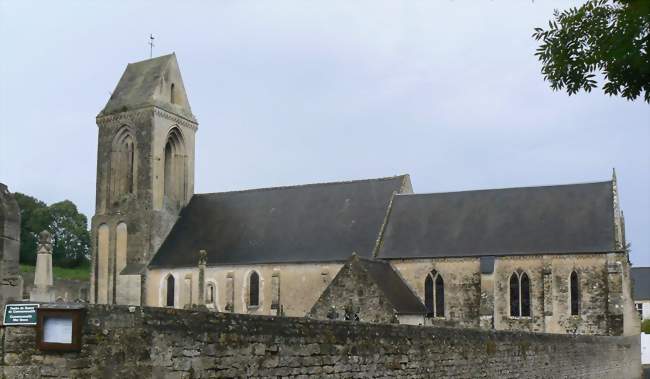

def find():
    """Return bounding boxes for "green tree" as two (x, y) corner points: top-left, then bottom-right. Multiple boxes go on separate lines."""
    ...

(642, 319), (650, 334)
(13, 193), (51, 265)
(14, 194), (90, 268)
(48, 201), (90, 268)
(533, 0), (650, 102)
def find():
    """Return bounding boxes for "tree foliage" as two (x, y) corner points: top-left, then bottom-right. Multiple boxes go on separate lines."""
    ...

(14, 193), (90, 268)
(533, 0), (650, 102)
(642, 319), (650, 334)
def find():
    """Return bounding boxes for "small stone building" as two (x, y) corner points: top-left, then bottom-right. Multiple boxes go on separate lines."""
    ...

(91, 54), (638, 337)
(0, 183), (23, 307)
(308, 254), (426, 325)
(632, 267), (650, 320)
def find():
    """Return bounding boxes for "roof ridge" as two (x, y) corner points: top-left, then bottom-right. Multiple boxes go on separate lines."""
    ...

(395, 180), (612, 198)
(194, 175), (409, 197)
(127, 53), (174, 67)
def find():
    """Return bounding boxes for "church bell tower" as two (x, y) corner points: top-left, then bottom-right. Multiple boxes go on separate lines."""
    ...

(90, 53), (198, 305)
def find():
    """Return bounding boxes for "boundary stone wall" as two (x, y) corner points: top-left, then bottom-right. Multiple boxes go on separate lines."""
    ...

(0, 305), (641, 378)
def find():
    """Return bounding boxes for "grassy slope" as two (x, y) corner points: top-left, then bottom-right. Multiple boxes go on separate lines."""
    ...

(20, 264), (90, 281)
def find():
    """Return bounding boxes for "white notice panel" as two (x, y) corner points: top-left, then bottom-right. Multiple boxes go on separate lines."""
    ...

(43, 316), (73, 344)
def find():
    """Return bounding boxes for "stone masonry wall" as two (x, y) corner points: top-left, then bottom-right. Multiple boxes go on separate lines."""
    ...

(308, 260), (401, 324)
(0, 305), (641, 378)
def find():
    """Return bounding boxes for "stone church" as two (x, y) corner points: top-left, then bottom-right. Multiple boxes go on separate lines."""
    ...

(91, 54), (638, 336)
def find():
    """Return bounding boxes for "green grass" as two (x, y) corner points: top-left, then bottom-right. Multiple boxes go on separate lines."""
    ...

(20, 264), (90, 281)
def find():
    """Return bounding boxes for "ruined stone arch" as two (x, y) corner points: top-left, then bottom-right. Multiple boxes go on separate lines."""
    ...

(425, 270), (445, 318)
(110, 126), (136, 202)
(163, 127), (187, 204)
(96, 224), (110, 304)
(115, 222), (128, 281)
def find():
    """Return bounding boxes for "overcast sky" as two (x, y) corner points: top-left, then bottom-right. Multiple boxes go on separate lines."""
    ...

(1, 1), (648, 266)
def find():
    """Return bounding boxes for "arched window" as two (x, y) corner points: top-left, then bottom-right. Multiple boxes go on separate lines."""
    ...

(206, 282), (215, 304)
(163, 128), (186, 203)
(424, 271), (445, 318)
(520, 273), (531, 317)
(510, 273), (520, 317)
(110, 127), (136, 200)
(425, 275), (433, 315)
(249, 271), (260, 307)
(166, 275), (175, 307)
(510, 272), (531, 317)
(170, 83), (176, 104)
(570, 271), (580, 316)
(164, 141), (174, 197)
(435, 274), (445, 317)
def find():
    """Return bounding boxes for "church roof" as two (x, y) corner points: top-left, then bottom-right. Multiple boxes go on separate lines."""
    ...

(148, 176), (410, 268)
(99, 53), (195, 121)
(352, 256), (426, 315)
(631, 267), (650, 301)
(377, 181), (616, 259)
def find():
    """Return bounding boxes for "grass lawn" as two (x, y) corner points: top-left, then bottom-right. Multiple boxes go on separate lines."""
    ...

(20, 264), (90, 281)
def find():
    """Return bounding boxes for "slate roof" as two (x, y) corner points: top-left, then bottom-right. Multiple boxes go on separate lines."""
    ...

(148, 176), (409, 268)
(353, 256), (426, 315)
(377, 181), (616, 259)
(99, 53), (195, 120)
(631, 267), (650, 301)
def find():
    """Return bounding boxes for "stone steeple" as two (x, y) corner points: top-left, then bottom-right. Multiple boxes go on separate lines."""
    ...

(91, 53), (198, 306)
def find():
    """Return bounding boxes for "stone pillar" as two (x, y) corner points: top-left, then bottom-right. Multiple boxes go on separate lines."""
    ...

(197, 250), (206, 306)
(606, 253), (624, 335)
(540, 255), (553, 333)
(30, 230), (55, 302)
(0, 183), (24, 306)
(479, 256), (495, 329)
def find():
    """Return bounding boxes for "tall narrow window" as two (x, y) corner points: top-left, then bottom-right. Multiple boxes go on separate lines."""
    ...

(163, 128), (186, 203)
(510, 272), (531, 317)
(170, 83), (176, 104)
(164, 141), (173, 197)
(424, 275), (434, 316)
(570, 271), (580, 316)
(110, 127), (136, 200)
(510, 273), (520, 317)
(435, 274), (445, 317)
(520, 273), (531, 317)
(424, 271), (445, 318)
(126, 139), (134, 193)
(249, 271), (260, 307)
(206, 283), (215, 304)
(166, 275), (175, 307)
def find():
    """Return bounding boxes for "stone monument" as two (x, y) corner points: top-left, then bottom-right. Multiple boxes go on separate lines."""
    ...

(0, 183), (24, 307)
(30, 230), (55, 302)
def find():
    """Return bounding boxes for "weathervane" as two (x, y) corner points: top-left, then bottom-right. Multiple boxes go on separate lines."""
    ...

(149, 34), (155, 58)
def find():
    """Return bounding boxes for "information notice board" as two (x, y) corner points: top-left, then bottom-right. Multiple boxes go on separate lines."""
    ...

(3, 303), (39, 325)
